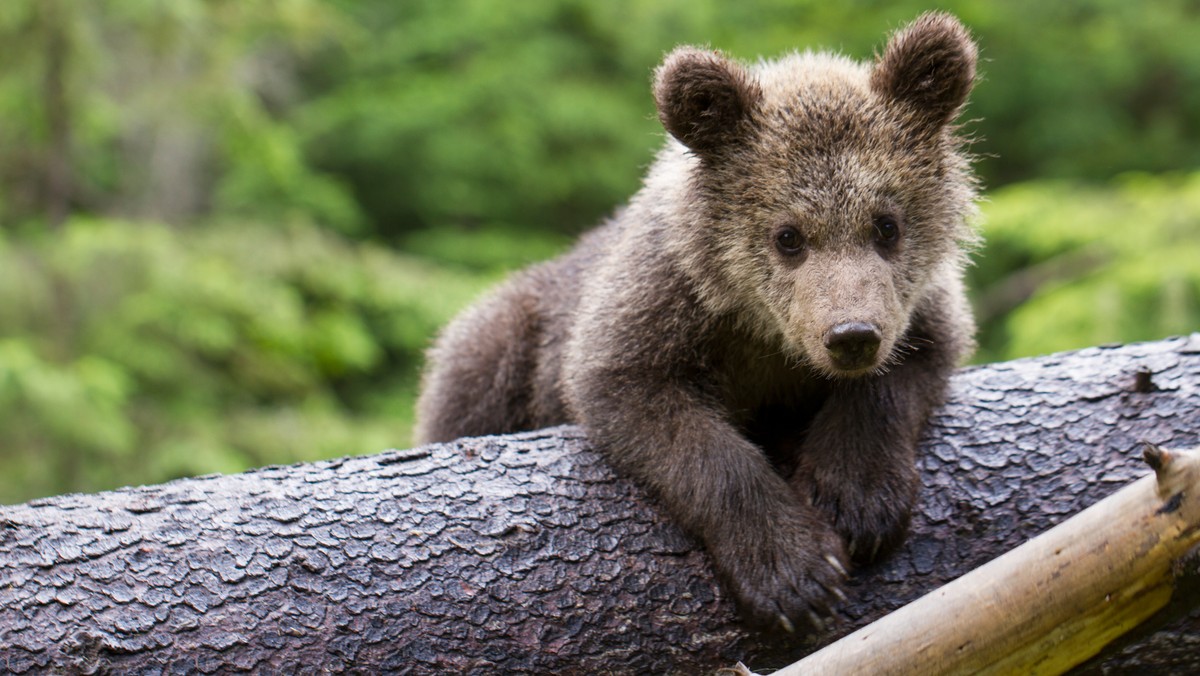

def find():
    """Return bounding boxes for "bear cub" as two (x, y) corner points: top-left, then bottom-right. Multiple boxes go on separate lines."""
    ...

(416, 13), (979, 631)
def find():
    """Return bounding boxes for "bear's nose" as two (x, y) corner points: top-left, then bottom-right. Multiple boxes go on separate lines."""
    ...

(823, 322), (882, 370)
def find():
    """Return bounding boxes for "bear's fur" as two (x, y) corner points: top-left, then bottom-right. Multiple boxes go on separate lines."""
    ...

(415, 13), (980, 631)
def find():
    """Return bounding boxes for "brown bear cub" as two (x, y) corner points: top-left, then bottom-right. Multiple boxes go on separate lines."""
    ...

(416, 13), (979, 631)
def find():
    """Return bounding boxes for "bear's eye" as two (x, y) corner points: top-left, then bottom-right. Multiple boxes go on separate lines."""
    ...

(873, 215), (902, 247)
(774, 226), (807, 257)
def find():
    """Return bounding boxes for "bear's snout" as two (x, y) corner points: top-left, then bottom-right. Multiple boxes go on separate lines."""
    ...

(823, 321), (882, 371)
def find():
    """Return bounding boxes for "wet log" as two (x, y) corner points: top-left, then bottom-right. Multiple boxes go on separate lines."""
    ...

(2, 335), (1200, 674)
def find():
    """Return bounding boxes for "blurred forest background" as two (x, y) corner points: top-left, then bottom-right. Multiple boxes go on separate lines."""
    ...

(2, 0), (1199, 503)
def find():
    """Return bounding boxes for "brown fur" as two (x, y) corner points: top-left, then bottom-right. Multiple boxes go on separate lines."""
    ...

(415, 12), (980, 631)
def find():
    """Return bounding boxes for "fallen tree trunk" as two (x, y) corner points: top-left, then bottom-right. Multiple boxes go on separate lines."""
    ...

(2, 335), (1200, 674)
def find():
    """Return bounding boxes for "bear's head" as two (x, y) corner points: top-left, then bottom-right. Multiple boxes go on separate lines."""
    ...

(652, 13), (979, 377)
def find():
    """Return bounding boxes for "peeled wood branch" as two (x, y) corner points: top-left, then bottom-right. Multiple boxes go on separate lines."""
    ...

(2, 335), (1200, 674)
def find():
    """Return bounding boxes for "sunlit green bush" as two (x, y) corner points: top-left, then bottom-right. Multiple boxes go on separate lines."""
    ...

(3, 1), (1200, 504)
(0, 218), (515, 503)
(972, 172), (1200, 362)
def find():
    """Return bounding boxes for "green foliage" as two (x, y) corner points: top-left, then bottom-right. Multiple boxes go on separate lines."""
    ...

(299, 0), (680, 238)
(1, 1), (1198, 502)
(0, 218), (493, 503)
(0, 0), (361, 229)
(297, 0), (1200, 238)
(971, 173), (1200, 362)
(401, 226), (571, 274)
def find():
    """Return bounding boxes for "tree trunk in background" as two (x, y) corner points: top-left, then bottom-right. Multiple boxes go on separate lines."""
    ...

(40, 0), (72, 229)
(2, 335), (1200, 674)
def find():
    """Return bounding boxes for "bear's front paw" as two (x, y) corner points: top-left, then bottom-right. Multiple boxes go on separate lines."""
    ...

(711, 514), (849, 634)
(793, 462), (918, 566)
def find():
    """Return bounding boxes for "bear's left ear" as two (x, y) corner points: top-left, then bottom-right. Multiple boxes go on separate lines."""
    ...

(870, 13), (977, 128)
(654, 46), (762, 153)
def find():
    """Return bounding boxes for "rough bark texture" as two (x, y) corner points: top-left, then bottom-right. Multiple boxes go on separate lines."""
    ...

(2, 335), (1200, 674)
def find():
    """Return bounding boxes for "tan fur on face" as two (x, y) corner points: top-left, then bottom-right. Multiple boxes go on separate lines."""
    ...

(655, 23), (979, 376)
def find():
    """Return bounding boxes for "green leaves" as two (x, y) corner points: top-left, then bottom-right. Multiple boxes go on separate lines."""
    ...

(972, 173), (1200, 362)
(0, 340), (135, 498)
(1, 0), (1199, 504)
(0, 218), (493, 503)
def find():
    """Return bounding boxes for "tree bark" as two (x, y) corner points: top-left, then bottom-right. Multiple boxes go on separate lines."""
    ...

(2, 335), (1200, 674)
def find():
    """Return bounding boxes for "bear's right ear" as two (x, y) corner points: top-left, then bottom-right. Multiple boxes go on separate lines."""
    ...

(653, 47), (761, 153)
